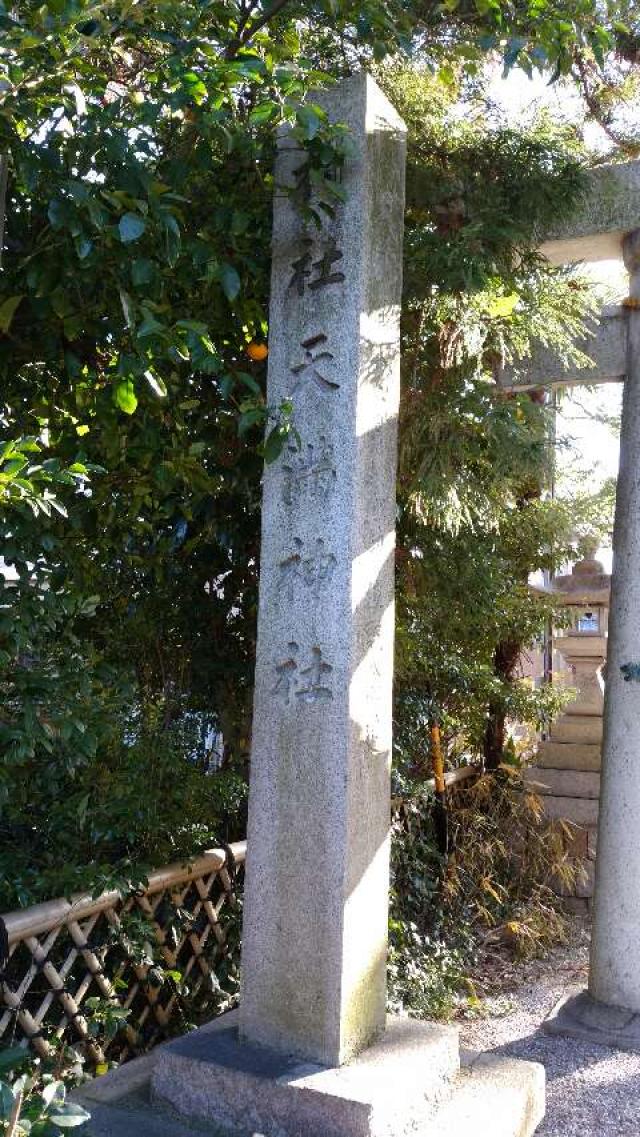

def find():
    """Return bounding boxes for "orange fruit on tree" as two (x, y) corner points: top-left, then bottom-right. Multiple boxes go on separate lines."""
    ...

(246, 341), (268, 362)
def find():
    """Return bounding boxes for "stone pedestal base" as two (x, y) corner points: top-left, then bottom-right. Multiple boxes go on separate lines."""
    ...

(151, 1012), (457, 1137)
(150, 1011), (545, 1137)
(544, 989), (640, 1053)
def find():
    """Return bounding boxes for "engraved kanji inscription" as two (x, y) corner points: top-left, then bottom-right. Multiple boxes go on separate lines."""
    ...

(289, 237), (345, 297)
(272, 641), (300, 706)
(309, 237), (345, 291)
(272, 643), (334, 706)
(278, 537), (337, 600)
(282, 436), (336, 508)
(297, 646), (333, 704)
(290, 334), (339, 395)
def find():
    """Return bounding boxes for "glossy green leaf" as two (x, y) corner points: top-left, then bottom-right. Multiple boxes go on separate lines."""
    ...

(0, 295), (24, 333)
(220, 263), (241, 302)
(0, 1081), (15, 1121)
(49, 1101), (91, 1128)
(119, 213), (147, 244)
(114, 379), (138, 414)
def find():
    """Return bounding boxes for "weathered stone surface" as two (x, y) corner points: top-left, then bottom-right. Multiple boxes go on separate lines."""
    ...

(591, 230), (640, 1015)
(240, 73), (407, 1066)
(524, 767), (600, 799)
(553, 557), (611, 597)
(565, 826), (589, 858)
(496, 304), (626, 391)
(550, 717), (603, 745)
(71, 1099), (204, 1137)
(539, 158), (640, 263)
(78, 1054), (156, 1104)
(561, 654), (606, 716)
(541, 796), (599, 827)
(152, 1012), (461, 1137)
(536, 741), (601, 771)
(545, 989), (640, 1054)
(444, 1053), (545, 1137)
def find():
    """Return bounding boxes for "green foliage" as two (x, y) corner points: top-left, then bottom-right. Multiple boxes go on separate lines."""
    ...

(388, 786), (476, 1018)
(0, 1047), (89, 1136)
(0, 664), (247, 906)
(389, 769), (577, 1018)
(376, 65), (611, 766)
(0, 6), (624, 909)
(0, 439), (94, 516)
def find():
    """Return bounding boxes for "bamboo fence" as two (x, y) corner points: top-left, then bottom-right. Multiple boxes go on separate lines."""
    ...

(0, 766), (481, 1068)
(0, 841), (246, 1066)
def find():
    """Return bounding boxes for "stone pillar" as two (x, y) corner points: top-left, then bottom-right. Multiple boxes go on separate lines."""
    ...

(239, 73), (406, 1067)
(547, 232), (640, 1045)
(151, 75), (545, 1133)
(590, 229), (640, 1012)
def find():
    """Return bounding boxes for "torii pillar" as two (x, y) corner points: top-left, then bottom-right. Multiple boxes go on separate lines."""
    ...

(494, 157), (640, 1049)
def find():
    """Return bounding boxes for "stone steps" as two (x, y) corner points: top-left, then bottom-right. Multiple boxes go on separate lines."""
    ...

(151, 1012), (462, 1137)
(529, 720), (602, 909)
(426, 1051), (544, 1137)
(536, 741), (601, 771)
(73, 1094), (212, 1137)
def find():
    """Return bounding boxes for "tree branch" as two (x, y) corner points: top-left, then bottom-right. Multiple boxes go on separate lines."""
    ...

(225, 0), (293, 60)
(0, 154), (8, 271)
(572, 50), (640, 158)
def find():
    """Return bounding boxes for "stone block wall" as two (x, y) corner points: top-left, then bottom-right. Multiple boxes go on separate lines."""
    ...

(523, 552), (609, 914)
(525, 714), (601, 913)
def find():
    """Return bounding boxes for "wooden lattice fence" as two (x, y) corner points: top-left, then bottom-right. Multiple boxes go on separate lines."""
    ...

(0, 841), (245, 1068)
(0, 770), (480, 1070)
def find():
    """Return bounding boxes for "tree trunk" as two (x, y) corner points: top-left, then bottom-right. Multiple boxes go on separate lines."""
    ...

(483, 638), (522, 770)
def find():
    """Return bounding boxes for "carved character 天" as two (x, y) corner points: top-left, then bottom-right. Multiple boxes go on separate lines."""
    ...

(290, 333), (339, 395)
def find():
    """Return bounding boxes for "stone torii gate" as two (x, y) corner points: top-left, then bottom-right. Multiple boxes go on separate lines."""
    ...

(498, 158), (640, 1050)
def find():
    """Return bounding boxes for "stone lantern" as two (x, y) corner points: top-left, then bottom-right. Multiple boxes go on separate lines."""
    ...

(551, 546), (610, 720)
(526, 543), (611, 911)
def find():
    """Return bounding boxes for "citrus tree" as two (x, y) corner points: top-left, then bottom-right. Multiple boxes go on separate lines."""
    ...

(0, 1), (629, 905)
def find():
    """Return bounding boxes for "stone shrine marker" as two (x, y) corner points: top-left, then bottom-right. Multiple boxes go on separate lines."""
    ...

(240, 71), (405, 1067)
(153, 73), (545, 1137)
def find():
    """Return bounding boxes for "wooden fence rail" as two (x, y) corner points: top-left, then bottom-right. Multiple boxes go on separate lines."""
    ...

(0, 769), (481, 1068)
(0, 841), (246, 1067)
